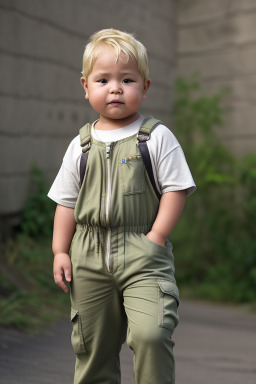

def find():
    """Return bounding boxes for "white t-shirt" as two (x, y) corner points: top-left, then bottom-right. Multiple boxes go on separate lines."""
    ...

(48, 115), (196, 208)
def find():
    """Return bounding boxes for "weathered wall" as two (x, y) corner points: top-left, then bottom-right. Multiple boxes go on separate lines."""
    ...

(177, 0), (256, 156)
(0, 0), (177, 222)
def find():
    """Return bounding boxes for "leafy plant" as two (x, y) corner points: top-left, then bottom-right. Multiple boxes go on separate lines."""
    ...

(20, 165), (56, 239)
(0, 166), (67, 331)
(0, 237), (69, 331)
(172, 74), (256, 305)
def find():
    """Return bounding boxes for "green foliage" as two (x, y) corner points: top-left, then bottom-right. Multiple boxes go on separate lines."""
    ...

(0, 237), (69, 331)
(20, 165), (56, 239)
(172, 74), (256, 305)
(0, 166), (68, 331)
(240, 153), (256, 227)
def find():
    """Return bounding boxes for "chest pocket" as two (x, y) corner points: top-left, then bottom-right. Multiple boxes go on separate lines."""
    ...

(120, 154), (145, 195)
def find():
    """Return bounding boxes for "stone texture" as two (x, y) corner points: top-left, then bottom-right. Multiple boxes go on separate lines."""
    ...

(177, 0), (256, 156)
(178, 0), (256, 24)
(0, 0), (176, 218)
(178, 45), (256, 80)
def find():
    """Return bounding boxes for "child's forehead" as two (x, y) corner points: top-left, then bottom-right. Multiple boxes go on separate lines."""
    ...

(95, 45), (129, 63)
(92, 46), (138, 71)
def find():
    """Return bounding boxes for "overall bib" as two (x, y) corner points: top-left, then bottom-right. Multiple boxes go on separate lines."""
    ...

(70, 117), (180, 384)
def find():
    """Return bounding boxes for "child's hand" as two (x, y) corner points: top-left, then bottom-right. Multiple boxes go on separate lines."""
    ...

(146, 230), (166, 248)
(53, 253), (72, 293)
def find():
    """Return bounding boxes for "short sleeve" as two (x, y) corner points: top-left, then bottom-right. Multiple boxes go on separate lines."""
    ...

(47, 135), (81, 208)
(148, 124), (196, 196)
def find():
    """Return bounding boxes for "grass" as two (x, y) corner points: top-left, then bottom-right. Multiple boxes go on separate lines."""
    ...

(0, 236), (70, 333)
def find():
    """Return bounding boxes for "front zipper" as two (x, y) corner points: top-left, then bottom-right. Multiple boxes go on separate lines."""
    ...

(105, 143), (112, 272)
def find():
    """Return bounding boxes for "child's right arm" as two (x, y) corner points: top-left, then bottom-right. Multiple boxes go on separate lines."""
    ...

(52, 204), (76, 293)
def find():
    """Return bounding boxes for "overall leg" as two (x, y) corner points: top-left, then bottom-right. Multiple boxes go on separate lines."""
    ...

(123, 278), (179, 384)
(119, 232), (179, 384)
(70, 232), (126, 384)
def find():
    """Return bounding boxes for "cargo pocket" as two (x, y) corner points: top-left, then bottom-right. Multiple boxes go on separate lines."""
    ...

(70, 307), (87, 354)
(158, 280), (180, 334)
(120, 155), (145, 195)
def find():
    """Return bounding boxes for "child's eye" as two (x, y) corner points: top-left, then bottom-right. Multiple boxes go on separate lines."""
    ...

(98, 79), (107, 84)
(123, 79), (133, 84)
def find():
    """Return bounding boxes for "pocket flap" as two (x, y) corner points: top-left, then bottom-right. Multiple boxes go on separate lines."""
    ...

(159, 280), (180, 304)
(70, 307), (79, 322)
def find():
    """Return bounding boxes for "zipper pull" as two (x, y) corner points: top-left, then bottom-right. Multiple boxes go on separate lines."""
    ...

(106, 144), (111, 159)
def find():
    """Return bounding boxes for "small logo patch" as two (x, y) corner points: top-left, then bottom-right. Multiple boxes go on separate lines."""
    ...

(121, 158), (127, 164)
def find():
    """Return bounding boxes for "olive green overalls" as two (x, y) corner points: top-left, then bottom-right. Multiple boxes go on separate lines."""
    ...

(69, 116), (180, 384)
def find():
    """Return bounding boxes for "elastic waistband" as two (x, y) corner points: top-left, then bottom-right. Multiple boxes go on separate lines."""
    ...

(76, 223), (152, 234)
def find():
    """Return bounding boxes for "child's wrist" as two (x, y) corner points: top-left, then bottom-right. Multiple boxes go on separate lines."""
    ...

(150, 226), (167, 241)
(54, 252), (70, 258)
(146, 230), (166, 247)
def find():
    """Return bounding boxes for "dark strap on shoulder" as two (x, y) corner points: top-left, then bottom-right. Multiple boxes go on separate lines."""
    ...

(80, 152), (89, 187)
(79, 117), (163, 198)
(138, 141), (161, 200)
(137, 116), (162, 200)
(79, 123), (91, 187)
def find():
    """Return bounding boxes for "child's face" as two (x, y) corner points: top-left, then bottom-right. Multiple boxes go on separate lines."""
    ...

(81, 46), (151, 127)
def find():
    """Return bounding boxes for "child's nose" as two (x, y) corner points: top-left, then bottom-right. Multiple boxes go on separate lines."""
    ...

(110, 81), (122, 94)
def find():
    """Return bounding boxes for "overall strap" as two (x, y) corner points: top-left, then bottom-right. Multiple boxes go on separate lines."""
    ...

(79, 117), (163, 199)
(79, 123), (91, 187)
(137, 116), (162, 200)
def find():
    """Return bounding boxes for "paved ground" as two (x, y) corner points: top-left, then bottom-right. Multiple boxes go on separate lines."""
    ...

(0, 300), (256, 383)
(175, 300), (256, 384)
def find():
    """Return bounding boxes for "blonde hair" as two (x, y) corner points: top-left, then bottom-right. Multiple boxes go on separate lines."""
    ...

(81, 28), (149, 81)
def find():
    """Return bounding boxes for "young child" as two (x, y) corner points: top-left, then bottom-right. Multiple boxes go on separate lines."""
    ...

(48, 28), (196, 384)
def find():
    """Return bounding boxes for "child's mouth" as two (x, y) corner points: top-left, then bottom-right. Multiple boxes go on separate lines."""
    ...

(108, 100), (124, 105)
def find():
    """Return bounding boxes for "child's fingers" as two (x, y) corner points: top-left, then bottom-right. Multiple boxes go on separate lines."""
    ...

(64, 267), (72, 283)
(54, 272), (68, 293)
(53, 254), (71, 292)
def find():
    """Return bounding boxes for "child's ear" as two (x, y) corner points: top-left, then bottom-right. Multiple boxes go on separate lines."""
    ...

(143, 78), (151, 99)
(80, 77), (89, 99)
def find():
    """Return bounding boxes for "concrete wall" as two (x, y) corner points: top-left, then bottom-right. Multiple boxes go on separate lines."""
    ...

(177, 0), (256, 156)
(0, 0), (177, 222)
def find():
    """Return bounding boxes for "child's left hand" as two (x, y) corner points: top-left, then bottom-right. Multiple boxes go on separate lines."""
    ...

(146, 230), (166, 248)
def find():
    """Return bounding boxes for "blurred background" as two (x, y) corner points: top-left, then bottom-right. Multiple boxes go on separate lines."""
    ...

(0, 0), (256, 330)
